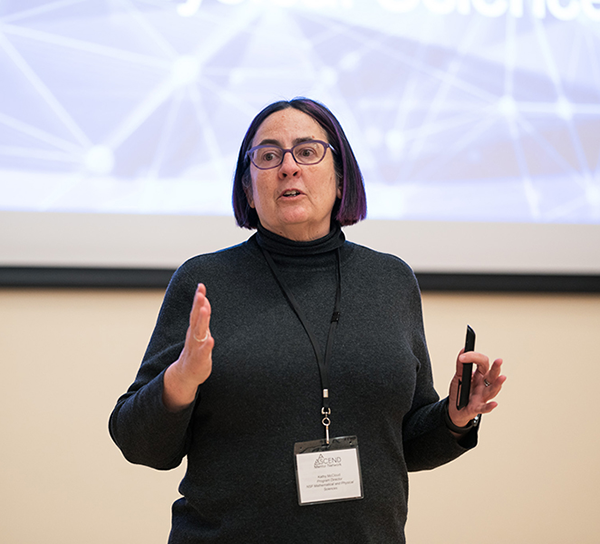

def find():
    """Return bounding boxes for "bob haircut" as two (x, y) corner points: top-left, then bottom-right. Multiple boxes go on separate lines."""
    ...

(232, 98), (367, 229)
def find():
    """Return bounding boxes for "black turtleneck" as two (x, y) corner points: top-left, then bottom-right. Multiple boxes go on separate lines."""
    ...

(109, 226), (476, 544)
(255, 221), (346, 256)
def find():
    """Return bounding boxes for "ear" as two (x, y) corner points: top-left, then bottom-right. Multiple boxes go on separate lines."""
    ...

(336, 179), (342, 200)
(245, 187), (255, 209)
(243, 172), (255, 208)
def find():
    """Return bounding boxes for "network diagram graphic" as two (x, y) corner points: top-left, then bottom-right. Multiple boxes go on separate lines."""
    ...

(1, 0), (599, 223)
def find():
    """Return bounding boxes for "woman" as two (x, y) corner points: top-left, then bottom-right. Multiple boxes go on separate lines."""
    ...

(109, 98), (505, 543)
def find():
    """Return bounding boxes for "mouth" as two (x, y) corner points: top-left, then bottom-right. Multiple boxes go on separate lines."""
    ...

(280, 189), (303, 198)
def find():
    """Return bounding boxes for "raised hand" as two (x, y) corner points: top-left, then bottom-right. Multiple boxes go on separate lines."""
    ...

(163, 283), (214, 412)
(447, 349), (506, 428)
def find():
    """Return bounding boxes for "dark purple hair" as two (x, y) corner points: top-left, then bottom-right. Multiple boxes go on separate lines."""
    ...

(232, 98), (367, 229)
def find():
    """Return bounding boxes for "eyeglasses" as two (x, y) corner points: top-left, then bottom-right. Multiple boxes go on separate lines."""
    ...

(246, 139), (335, 170)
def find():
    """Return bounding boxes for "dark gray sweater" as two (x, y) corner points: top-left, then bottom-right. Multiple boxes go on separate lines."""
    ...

(109, 225), (475, 543)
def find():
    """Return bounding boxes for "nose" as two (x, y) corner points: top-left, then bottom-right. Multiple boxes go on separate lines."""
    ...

(278, 150), (300, 177)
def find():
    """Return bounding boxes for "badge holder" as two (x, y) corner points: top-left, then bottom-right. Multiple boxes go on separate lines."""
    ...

(294, 435), (363, 506)
(262, 247), (363, 506)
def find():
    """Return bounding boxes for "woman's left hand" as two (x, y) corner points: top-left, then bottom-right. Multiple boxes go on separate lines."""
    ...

(447, 350), (506, 428)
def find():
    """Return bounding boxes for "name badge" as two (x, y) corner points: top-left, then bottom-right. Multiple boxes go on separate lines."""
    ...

(294, 435), (363, 506)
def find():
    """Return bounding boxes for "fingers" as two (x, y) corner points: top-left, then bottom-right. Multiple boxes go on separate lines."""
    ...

(178, 283), (214, 384)
(480, 367), (507, 401)
(164, 284), (215, 413)
(450, 351), (506, 425)
(458, 350), (490, 377)
(189, 283), (212, 345)
(474, 400), (499, 415)
(470, 359), (506, 413)
(481, 358), (503, 388)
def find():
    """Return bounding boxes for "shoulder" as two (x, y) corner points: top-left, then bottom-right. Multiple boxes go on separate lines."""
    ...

(178, 238), (254, 272)
(343, 241), (419, 288)
(165, 236), (260, 294)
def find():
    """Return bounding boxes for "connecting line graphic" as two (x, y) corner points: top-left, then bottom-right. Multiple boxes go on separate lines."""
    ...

(0, 31), (91, 148)
(0, 112), (81, 154)
(0, 1), (599, 221)
(0, 0), (87, 25)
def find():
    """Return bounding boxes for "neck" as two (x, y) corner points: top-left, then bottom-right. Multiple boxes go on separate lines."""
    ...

(256, 222), (345, 256)
(264, 223), (331, 242)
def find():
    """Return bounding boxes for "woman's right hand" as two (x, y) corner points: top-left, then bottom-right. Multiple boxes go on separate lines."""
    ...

(163, 283), (214, 412)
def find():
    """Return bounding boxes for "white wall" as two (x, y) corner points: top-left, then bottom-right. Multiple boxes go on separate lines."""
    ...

(1, 287), (599, 543)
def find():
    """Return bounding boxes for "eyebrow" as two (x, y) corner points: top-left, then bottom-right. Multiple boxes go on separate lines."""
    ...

(255, 136), (316, 147)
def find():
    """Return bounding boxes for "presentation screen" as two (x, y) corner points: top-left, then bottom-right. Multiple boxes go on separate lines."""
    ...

(1, 0), (599, 274)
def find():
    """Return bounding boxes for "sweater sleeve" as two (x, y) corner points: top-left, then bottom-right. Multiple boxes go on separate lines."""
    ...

(400, 272), (478, 472)
(108, 262), (200, 470)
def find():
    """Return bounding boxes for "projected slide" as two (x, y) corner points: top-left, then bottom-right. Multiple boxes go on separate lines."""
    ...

(1, 0), (599, 224)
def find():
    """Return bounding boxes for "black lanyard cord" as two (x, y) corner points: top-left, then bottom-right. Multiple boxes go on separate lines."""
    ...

(260, 247), (342, 412)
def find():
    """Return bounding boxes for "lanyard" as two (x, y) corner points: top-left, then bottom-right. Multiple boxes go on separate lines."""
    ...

(260, 247), (342, 444)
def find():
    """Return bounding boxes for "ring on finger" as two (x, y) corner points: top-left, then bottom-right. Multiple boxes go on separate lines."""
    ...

(193, 331), (210, 343)
(484, 378), (492, 387)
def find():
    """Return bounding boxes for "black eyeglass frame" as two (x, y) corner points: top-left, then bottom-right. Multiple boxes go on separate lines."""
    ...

(245, 139), (336, 170)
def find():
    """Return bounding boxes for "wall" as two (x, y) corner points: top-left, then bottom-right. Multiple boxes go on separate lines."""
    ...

(1, 287), (599, 543)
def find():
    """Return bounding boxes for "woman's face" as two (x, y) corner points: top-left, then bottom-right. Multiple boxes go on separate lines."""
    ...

(246, 108), (341, 242)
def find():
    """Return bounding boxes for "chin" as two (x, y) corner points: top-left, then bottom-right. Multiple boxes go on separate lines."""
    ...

(277, 211), (312, 228)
